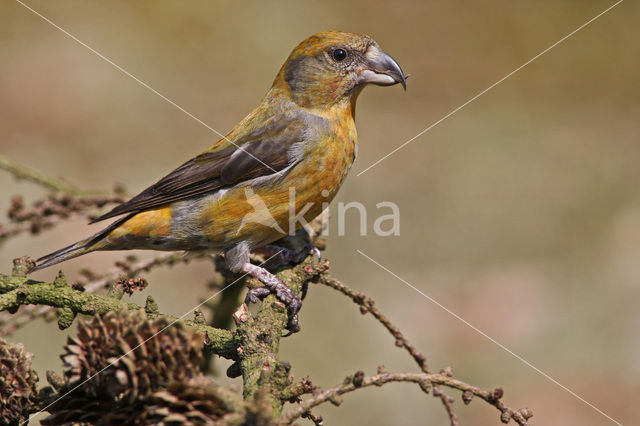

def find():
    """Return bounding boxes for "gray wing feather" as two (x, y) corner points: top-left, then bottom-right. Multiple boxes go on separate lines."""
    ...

(90, 114), (308, 223)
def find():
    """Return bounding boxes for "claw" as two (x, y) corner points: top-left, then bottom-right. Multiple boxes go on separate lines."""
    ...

(282, 314), (300, 336)
(310, 246), (321, 261)
(245, 287), (272, 304)
(240, 262), (302, 334)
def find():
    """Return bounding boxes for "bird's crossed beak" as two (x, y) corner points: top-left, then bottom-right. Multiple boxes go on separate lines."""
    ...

(360, 44), (407, 90)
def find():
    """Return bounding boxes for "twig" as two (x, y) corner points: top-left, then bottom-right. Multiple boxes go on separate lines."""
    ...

(0, 154), (82, 194)
(301, 410), (323, 425)
(279, 377), (316, 402)
(0, 155), (129, 246)
(0, 193), (125, 245)
(76, 251), (206, 293)
(317, 268), (429, 371)
(0, 304), (55, 336)
(311, 263), (532, 425)
(315, 264), (462, 423)
(279, 371), (533, 425)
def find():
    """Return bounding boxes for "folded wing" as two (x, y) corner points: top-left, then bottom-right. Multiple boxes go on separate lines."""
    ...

(91, 114), (307, 223)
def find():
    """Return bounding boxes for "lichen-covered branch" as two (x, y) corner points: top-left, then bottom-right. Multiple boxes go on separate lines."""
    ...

(227, 253), (320, 420)
(0, 259), (238, 360)
(200, 254), (246, 374)
(0, 250), (533, 425)
(0, 251), (210, 337)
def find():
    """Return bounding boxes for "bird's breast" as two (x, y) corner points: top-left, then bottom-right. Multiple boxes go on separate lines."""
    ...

(171, 113), (358, 248)
(296, 114), (358, 200)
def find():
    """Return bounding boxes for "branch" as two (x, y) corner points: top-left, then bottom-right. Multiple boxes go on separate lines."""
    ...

(308, 262), (532, 426)
(0, 193), (125, 245)
(0, 304), (55, 337)
(318, 268), (429, 371)
(0, 154), (107, 195)
(0, 258), (239, 360)
(230, 250), (320, 419)
(200, 254), (246, 374)
(0, 156), (128, 246)
(0, 250), (211, 337)
(279, 371), (534, 425)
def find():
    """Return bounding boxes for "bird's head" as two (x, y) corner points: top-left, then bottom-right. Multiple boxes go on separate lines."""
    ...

(272, 31), (407, 111)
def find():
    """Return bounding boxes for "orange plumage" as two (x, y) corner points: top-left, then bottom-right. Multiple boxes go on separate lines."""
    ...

(32, 31), (407, 332)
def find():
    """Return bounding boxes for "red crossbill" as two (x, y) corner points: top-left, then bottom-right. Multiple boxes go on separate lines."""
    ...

(31, 30), (407, 332)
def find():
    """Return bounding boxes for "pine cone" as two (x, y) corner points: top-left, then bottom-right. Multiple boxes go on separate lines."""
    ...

(43, 377), (232, 426)
(61, 309), (203, 402)
(141, 376), (231, 424)
(0, 338), (39, 424)
(40, 392), (126, 425)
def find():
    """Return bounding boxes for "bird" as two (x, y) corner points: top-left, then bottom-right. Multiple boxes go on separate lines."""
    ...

(30, 30), (407, 332)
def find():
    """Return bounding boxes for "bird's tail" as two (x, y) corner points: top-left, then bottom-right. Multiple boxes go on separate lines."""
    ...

(30, 214), (134, 273)
(31, 238), (97, 272)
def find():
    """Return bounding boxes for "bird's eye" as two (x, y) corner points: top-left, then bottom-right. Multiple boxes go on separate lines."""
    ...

(332, 48), (347, 62)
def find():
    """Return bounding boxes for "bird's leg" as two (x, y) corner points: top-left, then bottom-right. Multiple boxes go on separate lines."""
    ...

(253, 243), (321, 270)
(225, 242), (301, 334)
(250, 243), (320, 302)
(241, 262), (301, 334)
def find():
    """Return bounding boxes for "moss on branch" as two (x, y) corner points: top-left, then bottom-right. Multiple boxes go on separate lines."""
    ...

(226, 254), (320, 420)
(0, 265), (239, 360)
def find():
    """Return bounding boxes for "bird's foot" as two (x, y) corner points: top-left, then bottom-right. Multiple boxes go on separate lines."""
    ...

(254, 243), (321, 270)
(241, 262), (301, 335)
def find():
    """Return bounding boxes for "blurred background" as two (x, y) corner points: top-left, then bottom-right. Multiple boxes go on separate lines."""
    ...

(1, 0), (638, 424)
